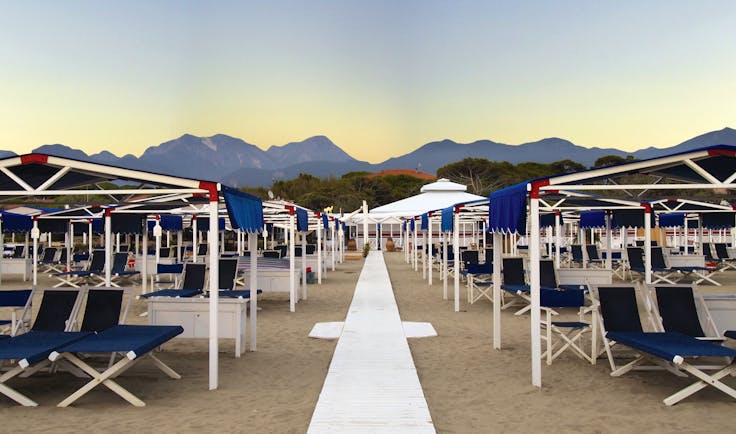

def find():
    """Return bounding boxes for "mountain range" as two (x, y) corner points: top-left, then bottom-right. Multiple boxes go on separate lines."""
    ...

(4, 127), (736, 188)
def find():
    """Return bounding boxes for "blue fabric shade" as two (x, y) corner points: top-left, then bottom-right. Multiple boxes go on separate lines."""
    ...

(321, 214), (329, 230)
(37, 219), (67, 233)
(580, 210), (606, 228)
(296, 208), (308, 232)
(489, 182), (527, 234)
(0, 212), (32, 233)
(702, 212), (734, 229)
(111, 214), (145, 234)
(441, 207), (454, 233)
(222, 186), (264, 233)
(658, 213), (685, 228)
(539, 213), (562, 227)
(410, 219), (415, 231)
(612, 209), (646, 228)
(160, 215), (183, 232)
(194, 217), (226, 231)
(91, 218), (104, 234)
(421, 213), (429, 230)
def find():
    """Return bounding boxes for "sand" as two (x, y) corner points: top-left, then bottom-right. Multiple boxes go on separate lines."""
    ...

(1, 252), (734, 433)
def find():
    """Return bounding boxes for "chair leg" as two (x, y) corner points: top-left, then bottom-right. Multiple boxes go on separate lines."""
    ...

(663, 363), (736, 406)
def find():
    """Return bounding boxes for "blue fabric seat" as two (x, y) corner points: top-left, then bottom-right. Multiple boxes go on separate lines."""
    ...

(49, 324), (184, 407)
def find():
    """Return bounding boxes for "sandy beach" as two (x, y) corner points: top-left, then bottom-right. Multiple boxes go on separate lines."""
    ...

(1, 252), (734, 433)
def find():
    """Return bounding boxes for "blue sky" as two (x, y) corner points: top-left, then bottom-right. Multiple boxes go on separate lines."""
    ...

(1, 1), (734, 162)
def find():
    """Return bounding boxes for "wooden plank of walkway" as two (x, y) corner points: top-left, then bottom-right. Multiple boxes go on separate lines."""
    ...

(308, 251), (435, 433)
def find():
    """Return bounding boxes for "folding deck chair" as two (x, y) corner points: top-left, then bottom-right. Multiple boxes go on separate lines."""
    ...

(585, 245), (606, 268)
(500, 257), (530, 315)
(464, 262), (493, 305)
(0, 289), (32, 336)
(105, 252), (140, 287)
(49, 324), (184, 407)
(540, 286), (596, 365)
(149, 263), (184, 291)
(37, 247), (58, 273)
(625, 246), (676, 283)
(0, 288), (86, 406)
(52, 249), (105, 288)
(590, 284), (736, 405)
(570, 244), (585, 267)
(217, 258), (261, 299)
(713, 243), (736, 271)
(139, 262), (206, 298)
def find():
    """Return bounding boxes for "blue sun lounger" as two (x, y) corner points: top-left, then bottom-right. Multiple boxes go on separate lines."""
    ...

(605, 331), (736, 405)
(49, 324), (184, 407)
(0, 330), (92, 406)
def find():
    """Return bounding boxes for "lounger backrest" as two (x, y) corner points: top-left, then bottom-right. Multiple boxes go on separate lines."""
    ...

(263, 250), (281, 259)
(650, 247), (668, 269)
(40, 247), (57, 263)
(571, 245), (583, 262)
(294, 247), (303, 257)
(539, 259), (558, 288)
(626, 247), (645, 269)
(585, 244), (599, 261)
(714, 243), (730, 260)
(702, 243), (716, 261)
(157, 263), (184, 274)
(595, 286), (644, 333)
(306, 244), (316, 255)
(88, 250), (107, 273)
(181, 263), (206, 291)
(485, 248), (493, 262)
(12, 245), (24, 258)
(111, 252), (129, 273)
(653, 286), (706, 338)
(197, 244), (208, 256)
(0, 289), (32, 308)
(502, 257), (525, 285)
(80, 288), (125, 332)
(159, 247), (172, 258)
(275, 245), (288, 257)
(31, 289), (81, 332)
(58, 248), (68, 264)
(461, 250), (479, 267)
(218, 258), (238, 290)
(541, 287), (584, 308)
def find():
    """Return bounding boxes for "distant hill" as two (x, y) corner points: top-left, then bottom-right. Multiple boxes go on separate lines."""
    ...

(2, 127), (734, 187)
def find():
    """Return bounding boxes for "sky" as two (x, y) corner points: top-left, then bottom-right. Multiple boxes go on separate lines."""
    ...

(1, 1), (735, 163)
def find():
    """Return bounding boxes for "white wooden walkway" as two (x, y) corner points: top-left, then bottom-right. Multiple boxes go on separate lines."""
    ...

(308, 251), (435, 433)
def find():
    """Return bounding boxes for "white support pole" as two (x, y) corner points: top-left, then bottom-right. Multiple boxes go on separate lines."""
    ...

(330, 222), (336, 271)
(192, 217), (198, 263)
(428, 218), (433, 286)
(208, 201), (219, 390)
(413, 223), (418, 271)
(68, 222), (73, 272)
(605, 212), (612, 269)
(104, 212), (112, 286)
(289, 214), (296, 312)
(177, 230), (182, 262)
(492, 232), (502, 349)
(362, 201), (369, 249)
(301, 233), (307, 300)
(249, 232), (257, 351)
(141, 220), (148, 294)
(442, 232), (448, 300)
(31, 219), (39, 288)
(453, 211), (460, 312)
(422, 227), (427, 280)
(554, 213), (561, 269)
(530, 195), (541, 388)
(317, 219), (323, 284)
(644, 210), (652, 284)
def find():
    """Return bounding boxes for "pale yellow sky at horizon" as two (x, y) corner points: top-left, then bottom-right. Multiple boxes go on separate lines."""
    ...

(1, 1), (734, 163)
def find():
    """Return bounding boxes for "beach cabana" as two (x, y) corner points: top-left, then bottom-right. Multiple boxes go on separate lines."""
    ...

(489, 145), (736, 387)
(0, 153), (263, 391)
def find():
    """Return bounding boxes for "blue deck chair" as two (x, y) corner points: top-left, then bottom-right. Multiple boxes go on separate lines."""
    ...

(540, 287), (595, 365)
(37, 247), (58, 272)
(49, 324), (184, 407)
(500, 257), (530, 315)
(0, 288), (87, 406)
(149, 263), (184, 291)
(217, 258), (262, 299)
(464, 262), (493, 305)
(625, 246), (673, 283)
(585, 244), (606, 268)
(603, 332), (736, 405)
(53, 249), (106, 288)
(725, 330), (736, 340)
(104, 252), (139, 287)
(570, 244), (584, 267)
(0, 290), (32, 336)
(139, 262), (206, 298)
(11, 245), (24, 258)
(713, 243), (736, 271)
(262, 250), (281, 259)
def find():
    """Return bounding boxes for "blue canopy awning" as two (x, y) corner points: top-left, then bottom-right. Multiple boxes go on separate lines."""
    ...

(702, 212), (735, 229)
(658, 213), (685, 228)
(160, 215), (183, 232)
(193, 217), (226, 231)
(222, 186), (264, 233)
(580, 210), (606, 228)
(421, 213), (429, 231)
(111, 214), (145, 234)
(539, 213), (562, 227)
(321, 214), (329, 230)
(612, 209), (647, 228)
(489, 182), (528, 234)
(296, 208), (308, 232)
(37, 219), (67, 234)
(441, 207), (454, 233)
(0, 212), (33, 233)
